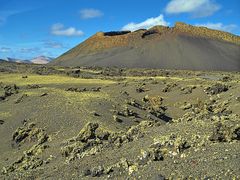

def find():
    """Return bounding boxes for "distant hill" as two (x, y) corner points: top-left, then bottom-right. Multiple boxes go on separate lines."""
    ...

(51, 22), (240, 71)
(30, 56), (54, 64)
(1, 56), (54, 64)
(6, 57), (31, 64)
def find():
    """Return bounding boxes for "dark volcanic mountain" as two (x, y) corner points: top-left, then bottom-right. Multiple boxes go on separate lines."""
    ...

(51, 22), (240, 71)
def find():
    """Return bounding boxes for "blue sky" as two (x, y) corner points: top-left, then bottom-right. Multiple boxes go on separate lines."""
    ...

(0, 0), (239, 59)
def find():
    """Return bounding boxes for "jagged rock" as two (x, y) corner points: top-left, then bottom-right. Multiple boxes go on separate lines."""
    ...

(40, 93), (48, 97)
(121, 91), (129, 96)
(14, 94), (28, 104)
(27, 84), (41, 89)
(232, 127), (240, 140)
(91, 111), (100, 116)
(147, 106), (166, 119)
(137, 145), (164, 165)
(153, 134), (190, 154)
(174, 137), (191, 153)
(222, 76), (231, 82)
(126, 99), (143, 109)
(66, 87), (86, 92)
(61, 123), (103, 162)
(66, 87), (101, 92)
(61, 121), (153, 163)
(61, 140), (101, 161)
(137, 150), (151, 165)
(0, 95), (5, 101)
(117, 158), (131, 170)
(204, 83), (228, 95)
(236, 96), (240, 102)
(3, 84), (19, 97)
(90, 166), (104, 177)
(180, 102), (192, 110)
(149, 148), (164, 161)
(162, 83), (177, 92)
(117, 106), (137, 117)
(83, 168), (91, 176)
(3, 122), (49, 174)
(146, 96), (163, 110)
(91, 87), (101, 92)
(153, 174), (166, 180)
(75, 123), (99, 142)
(72, 69), (80, 74)
(2, 143), (48, 174)
(113, 115), (122, 123)
(136, 86), (145, 93)
(96, 130), (110, 140)
(180, 86), (195, 94)
(142, 94), (149, 102)
(66, 69), (81, 77)
(12, 122), (48, 146)
(209, 122), (232, 142)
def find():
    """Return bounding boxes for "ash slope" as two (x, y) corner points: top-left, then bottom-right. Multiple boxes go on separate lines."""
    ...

(1, 64), (240, 179)
(51, 22), (240, 71)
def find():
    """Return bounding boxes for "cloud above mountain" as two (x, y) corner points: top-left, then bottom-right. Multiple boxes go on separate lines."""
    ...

(79, 8), (103, 19)
(51, 23), (84, 36)
(122, 14), (169, 31)
(165, 0), (220, 18)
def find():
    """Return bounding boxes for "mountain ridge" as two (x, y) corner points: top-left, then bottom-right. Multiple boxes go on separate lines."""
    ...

(31, 56), (54, 64)
(1, 56), (54, 64)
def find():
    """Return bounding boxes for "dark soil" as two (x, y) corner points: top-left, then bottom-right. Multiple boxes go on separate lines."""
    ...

(0, 62), (240, 179)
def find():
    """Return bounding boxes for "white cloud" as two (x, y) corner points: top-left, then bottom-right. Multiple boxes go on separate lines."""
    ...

(122, 14), (169, 31)
(165, 0), (220, 17)
(195, 23), (237, 33)
(80, 8), (103, 19)
(51, 23), (84, 36)
(0, 47), (11, 52)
